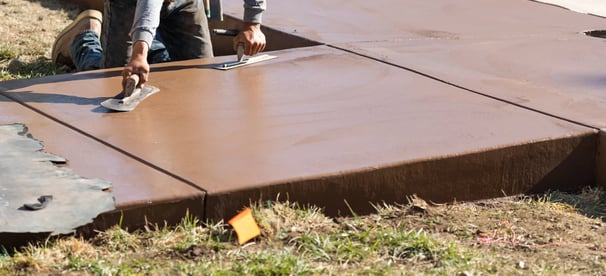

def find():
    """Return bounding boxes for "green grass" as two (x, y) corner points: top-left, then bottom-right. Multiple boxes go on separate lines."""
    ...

(0, 46), (17, 61)
(0, 199), (488, 275)
(0, 45), (68, 81)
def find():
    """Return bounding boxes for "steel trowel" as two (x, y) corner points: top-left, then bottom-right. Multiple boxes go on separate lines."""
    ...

(211, 28), (277, 70)
(100, 74), (160, 112)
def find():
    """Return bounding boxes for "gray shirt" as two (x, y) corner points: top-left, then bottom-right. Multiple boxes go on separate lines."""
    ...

(131, 0), (266, 48)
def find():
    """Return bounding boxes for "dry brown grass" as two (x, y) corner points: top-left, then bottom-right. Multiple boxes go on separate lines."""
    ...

(0, 0), (81, 80)
(3, 194), (605, 275)
(0, 0), (79, 61)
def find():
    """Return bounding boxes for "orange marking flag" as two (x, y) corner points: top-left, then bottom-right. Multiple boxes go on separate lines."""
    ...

(228, 208), (261, 245)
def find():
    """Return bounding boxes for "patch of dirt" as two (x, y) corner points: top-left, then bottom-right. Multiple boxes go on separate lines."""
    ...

(176, 244), (219, 261)
(0, 0), (81, 62)
(382, 193), (606, 273)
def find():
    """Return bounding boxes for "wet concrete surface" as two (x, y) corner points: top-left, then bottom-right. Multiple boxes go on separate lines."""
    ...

(0, 94), (206, 230)
(247, 0), (606, 129)
(336, 37), (606, 128)
(227, 0), (606, 186)
(225, 0), (605, 44)
(1, 0), (604, 231)
(0, 45), (598, 219)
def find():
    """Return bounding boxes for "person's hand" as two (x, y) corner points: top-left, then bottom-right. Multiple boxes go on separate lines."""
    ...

(122, 41), (150, 89)
(234, 22), (266, 56)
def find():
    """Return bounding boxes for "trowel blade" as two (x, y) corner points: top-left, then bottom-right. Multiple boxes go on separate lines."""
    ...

(100, 85), (160, 112)
(213, 54), (277, 70)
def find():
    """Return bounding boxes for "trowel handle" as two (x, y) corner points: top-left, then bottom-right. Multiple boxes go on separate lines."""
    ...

(124, 74), (140, 97)
(237, 43), (245, 62)
(213, 28), (239, 36)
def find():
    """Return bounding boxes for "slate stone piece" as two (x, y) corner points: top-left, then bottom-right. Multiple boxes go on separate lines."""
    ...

(0, 123), (115, 235)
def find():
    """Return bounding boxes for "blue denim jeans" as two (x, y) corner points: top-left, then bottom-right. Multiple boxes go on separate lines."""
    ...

(70, 30), (103, 71)
(70, 0), (213, 71)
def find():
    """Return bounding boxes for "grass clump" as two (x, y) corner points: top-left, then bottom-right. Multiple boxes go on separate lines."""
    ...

(0, 45), (18, 61)
(0, 56), (68, 81)
(547, 186), (606, 219)
(2, 192), (606, 275)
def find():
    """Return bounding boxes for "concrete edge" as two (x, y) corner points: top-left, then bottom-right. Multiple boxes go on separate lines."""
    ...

(0, 194), (206, 250)
(205, 132), (597, 220)
(83, 194), (207, 235)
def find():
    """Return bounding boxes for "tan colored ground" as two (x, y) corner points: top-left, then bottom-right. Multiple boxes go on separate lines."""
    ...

(0, 0), (79, 62)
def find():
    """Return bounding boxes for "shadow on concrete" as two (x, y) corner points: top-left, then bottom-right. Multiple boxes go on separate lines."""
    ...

(561, 73), (606, 90)
(149, 63), (224, 73)
(529, 134), (597, 194)
(0, 90), (107, 105)
(0, 69), (123, 113)
(0, 69), (123, 90)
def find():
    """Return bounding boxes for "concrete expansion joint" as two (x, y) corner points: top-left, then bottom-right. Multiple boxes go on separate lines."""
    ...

(324, 44), (598, 133)
(0, 89), (206, 195)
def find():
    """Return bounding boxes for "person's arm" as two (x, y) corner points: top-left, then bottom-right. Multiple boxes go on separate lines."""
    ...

(243, 0), (265, 24)
(234, 0), (266, 56)
(122, 41), (149, 89)
(122, 0), (162, 88)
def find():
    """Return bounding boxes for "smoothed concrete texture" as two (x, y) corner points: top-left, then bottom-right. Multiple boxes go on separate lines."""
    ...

(246, 0), (606, 129)
(0, 0), (603, 238)
(0, 94), (206, 233)
(1, 45), (597, 220)
(227, 0), (606, 185)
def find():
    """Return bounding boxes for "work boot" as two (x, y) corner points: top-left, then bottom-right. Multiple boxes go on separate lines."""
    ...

(51, 9), (102, 67)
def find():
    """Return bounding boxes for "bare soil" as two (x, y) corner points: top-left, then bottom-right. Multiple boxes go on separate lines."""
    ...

(0, 0), (79, 63)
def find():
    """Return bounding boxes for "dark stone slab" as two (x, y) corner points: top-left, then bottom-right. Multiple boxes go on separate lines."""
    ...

(0, 123), (114, 247)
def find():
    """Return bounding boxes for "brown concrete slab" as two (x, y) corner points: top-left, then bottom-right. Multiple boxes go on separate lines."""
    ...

(0, 94), (205, 230)
(243, 0), (606, 129)
(336, 36), (606, 127)
(0, 46), (597, 219)
(325, 1), (606, 186)
(224, 0), (604, 44)
(234, 0), (606, 187)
